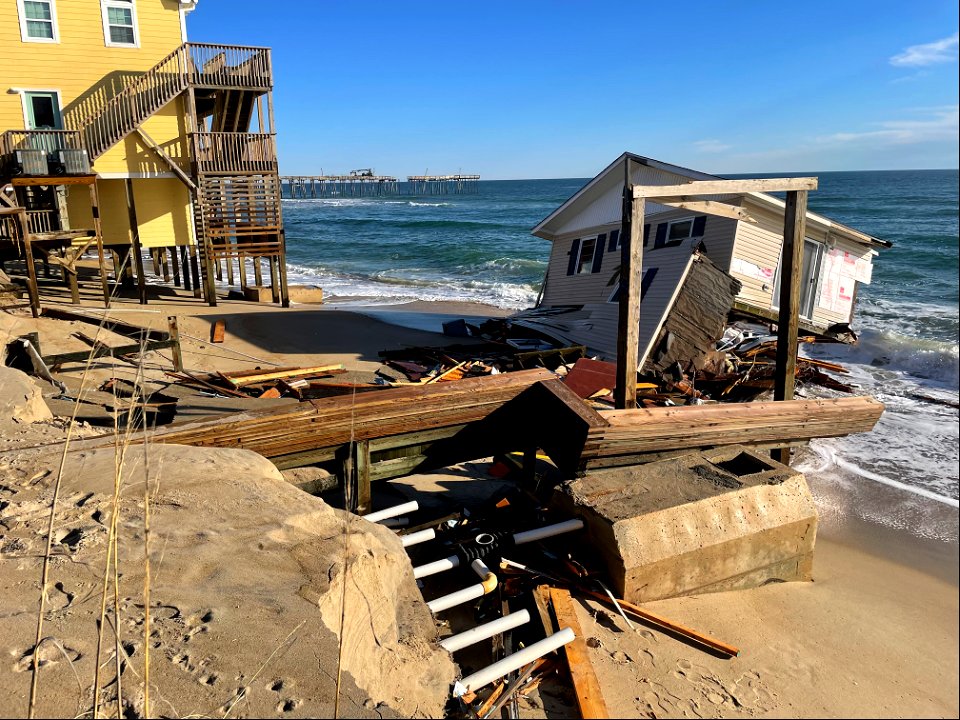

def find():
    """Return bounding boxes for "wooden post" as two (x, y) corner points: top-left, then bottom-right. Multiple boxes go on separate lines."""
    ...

(167, 315), (183, 372)
(89, 183), (111, 307)
(124, 178), (148, 305)
(160, 248), (171, 282)
(614, 159), (644, 409)
(19, 209), (41, 317)
(254, 256), (263, 286)
(277, 232), (290, 308)
(151, 248), (161, 277)
(773, 190), (808, 466)
(189, 244), (202, 298)
(269, 256), (280, 303)
(177, 245), (187, 289)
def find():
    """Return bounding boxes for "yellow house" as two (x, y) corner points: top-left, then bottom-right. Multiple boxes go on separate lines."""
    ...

(0, 0), (288, 310)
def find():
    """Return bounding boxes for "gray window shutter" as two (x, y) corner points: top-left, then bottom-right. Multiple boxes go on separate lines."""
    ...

(643, 223), (651, 247)
(654, 223), (668, 248)
(607, 229), (619, 252)
(566, 238), (581, 276)
(591, 236), (605, 273)
(692, 216), (707, 236)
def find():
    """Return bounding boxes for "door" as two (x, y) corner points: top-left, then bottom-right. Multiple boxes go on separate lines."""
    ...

(772, 238), (824, 321)
(24, 92), (63, 130)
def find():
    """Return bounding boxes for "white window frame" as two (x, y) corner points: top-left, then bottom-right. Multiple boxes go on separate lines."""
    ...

(575, 236), (598, 275)
(101, 0), (141, 48)
(665, 217), (697, 242)
(16, 0), (60, 44)
(19, 89), (64, 130)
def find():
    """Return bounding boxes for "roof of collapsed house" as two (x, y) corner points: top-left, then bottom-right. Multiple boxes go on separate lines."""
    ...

(531, 152), (892, 248)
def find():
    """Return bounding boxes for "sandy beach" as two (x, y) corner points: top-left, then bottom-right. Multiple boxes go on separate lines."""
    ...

(0, 291), (957, 718)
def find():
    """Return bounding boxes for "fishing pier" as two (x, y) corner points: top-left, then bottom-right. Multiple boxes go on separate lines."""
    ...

(281, 173), (480, 198)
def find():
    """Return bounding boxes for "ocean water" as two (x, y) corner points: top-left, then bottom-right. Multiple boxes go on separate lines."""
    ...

(282, 171), (960, 516)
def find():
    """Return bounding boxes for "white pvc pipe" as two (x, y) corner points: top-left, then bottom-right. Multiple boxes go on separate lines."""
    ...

(440, 610), (531, 653)
(426, 560), (498, 613)
(427, 582), (486, 613)
(513, 518), (584, 546)
(401, 528), (436, 548)
(364, 500), (419, 524)
(413, 555), (459, 580)
(381, 517), (409, 528)
(454, 627), (576, 696)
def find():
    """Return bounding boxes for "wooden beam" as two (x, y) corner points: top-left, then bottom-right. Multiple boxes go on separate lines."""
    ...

(10, 175), (97, 187)
(633, 177), (817, 198)
(772, 190), (808, 465)
(615, 162), (644, 409)
(88, 182), (111, 308)
(124, 178), (148, 305)
(135, 128), (198, 192)
(549, 588), (610, 719)
(585, 395), (884, 459)
(654, 198), (756, 222)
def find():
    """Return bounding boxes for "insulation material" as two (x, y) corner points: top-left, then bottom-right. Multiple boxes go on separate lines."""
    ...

(818, 248), (859, 315)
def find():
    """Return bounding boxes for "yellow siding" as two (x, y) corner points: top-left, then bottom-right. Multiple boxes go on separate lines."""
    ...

(0, 0), (186, 175)
(132, 177), (192, 248)
(66, 177), (192, 247)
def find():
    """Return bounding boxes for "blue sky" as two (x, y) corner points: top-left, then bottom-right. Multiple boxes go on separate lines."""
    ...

(187, 1), (959, 179)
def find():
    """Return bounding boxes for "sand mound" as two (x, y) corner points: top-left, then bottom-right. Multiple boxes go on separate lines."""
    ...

(0, 442), (454, 718)
(0, 366), (53, 425)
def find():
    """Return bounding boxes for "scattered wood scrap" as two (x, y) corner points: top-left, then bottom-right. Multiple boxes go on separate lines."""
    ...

(211, 319), (226, 343)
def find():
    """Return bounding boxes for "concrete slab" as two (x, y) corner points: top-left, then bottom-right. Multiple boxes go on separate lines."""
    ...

(552, 445), (817, 602)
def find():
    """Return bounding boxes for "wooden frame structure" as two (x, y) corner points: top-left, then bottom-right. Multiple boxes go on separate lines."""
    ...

(0, 174), (110, 317)
(615, 174), (818, 463)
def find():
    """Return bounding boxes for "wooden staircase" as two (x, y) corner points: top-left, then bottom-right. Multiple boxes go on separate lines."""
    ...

(64, 42), (287, 306)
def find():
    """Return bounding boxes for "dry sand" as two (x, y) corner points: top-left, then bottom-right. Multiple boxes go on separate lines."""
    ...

(1, 291), (958, 718)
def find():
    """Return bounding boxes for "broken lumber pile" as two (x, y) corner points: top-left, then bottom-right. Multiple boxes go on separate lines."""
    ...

(582, 395), (884, 469)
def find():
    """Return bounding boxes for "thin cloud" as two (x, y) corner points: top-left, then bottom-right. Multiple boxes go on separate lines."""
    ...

(694, 139), (732, 153)
(816, 106), (959, 146)
(890, 31), (959, 67)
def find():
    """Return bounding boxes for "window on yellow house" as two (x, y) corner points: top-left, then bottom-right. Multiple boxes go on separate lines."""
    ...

(101, 0), (140, 47)
(17, 0), (59, 43)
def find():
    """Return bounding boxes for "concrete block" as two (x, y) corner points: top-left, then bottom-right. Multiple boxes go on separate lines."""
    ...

(242, 285), (323, 303)
(553, 445), (817, 602)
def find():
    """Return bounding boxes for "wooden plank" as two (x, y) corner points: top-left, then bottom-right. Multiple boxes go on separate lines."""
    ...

(210, 319), (226, 343)
(615, 165), (644, 409)
(633, 177), (817, 198)
(223, 364), (344, 387)
(355, 440), (371, 514)
(549, 588), (609, 719)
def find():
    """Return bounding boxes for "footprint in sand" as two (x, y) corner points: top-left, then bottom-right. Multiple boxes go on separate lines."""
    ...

(12, 640), (81, 672)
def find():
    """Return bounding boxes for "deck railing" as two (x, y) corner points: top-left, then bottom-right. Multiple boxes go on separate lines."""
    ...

(186, 43), (272, 89)
(194, 132), (277, 174)
(2, 129), (83, 157)
(26, 209), (58, 234)
(68, 42), (272, 160)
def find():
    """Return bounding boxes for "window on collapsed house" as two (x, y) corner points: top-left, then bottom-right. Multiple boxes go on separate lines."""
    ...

(653, 216), (707, 249)
(102, 0), (139, 47)
(17, 0), (59, 42)
(576, 237), (597, 274)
